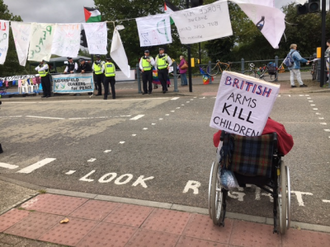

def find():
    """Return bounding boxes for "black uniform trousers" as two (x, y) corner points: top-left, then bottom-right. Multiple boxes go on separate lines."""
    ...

(94, 74), (103, 95)
(157, 68), (168, 93)
(41, 75), (51, 97)
(103, 76), (116, 99)
(142, 70), (153, 94)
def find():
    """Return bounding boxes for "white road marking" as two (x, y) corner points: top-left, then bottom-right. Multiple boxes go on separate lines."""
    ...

(181, 104), (185, 106)
(151, 123), (156, 125)
(130, 114), (145, 120)
(310, 104), (316, 106)
(65, 170), (76, 175)
(171, 97), (180, 100)
(104, 150), (112, 153)
(87, 158), (96, 162)
(165, 114), (170, 116)
(119, 141), (125, 144)
(313, 108), (318, 110)
(322, 200), (330, 203)
(170, 110), (175, 112)
(176, 107), (180, 109)
(159, 118), (163, 120)
(16, 158), (56, 174)
(316, 113), (321, 115)
(319, 117), (324, 120)
(132, 134), (137, 136)
(320, 122), (327, 125)
(26, 115), (65, 120)
(305, 94), (310, 96)
(324, 129), (330, 132)
(143, 128), (148, 130)
(0, 162), (19, 169)
(288, 95), (291, 97)
(0, 115), (22, 118)
(308, 100), (313, 102)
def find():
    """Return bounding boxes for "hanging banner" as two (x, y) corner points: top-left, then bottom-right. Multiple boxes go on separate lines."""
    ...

(52, 73), (94, 93)
(170, 1), (233, 44)
(231, 0), (273, 7)
(51, 23), (81, 58)
(232, 1), (285, 49)
(136, 14), (172, 47)
(82, 22), (107, 54)
(110, 29), (130, 78)
(209, 71), (280, 136)
(11, 22), (31, 67)
(28, 23), (55, 62)
(0, 20), (10, 65)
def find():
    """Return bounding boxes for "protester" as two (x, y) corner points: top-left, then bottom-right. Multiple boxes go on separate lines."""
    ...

(92, 55), (104, 95)
(139, 50), (155, 94)
(78, 59), (92, 74)
(287, 44), (310, 88)
(324, 39), (330, 83)
(63, 57), (78, 74)
(179, 55), (188, 86)
(155, 48), (172, 93)
(103, 56), (116, 100)
(35, 60), (52, 98)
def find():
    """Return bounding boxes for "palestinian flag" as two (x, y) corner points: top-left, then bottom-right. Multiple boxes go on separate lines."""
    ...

(84, 7), (101, 23)
(164, 1), (179, 25)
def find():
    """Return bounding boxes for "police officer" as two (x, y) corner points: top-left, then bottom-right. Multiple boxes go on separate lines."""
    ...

(35, 59), (51, 98)
(103, 56), (116, 100)
(64, 57), (78, 74)
(78, 59), (92, 74)
(139, 50), (155, 95)
(155, 48), (172, 93)
(92, 55), (104, 95)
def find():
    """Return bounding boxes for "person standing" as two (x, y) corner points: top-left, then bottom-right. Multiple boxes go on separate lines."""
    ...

(63, 57), (78, 74)
(288, 44), (310, 88)
(35, 60), (52, 98)
(155, 48), (172, 93)
(103, 56), (116, 100)
(139, 50), (155, 95)
(179, 55), (188, 86)
(92, 55), (104, 95)
(78, 59), (92, 74)
(324, 39), (330, 83)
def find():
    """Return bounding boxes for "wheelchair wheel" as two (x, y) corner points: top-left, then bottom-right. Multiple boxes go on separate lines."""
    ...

(286, 165), (291, 229)
(278, 161), (287, 234)
(208, 161), (215, 218)
(210, 160), (224, 225)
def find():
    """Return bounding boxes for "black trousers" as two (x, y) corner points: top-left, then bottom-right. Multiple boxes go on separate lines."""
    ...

(142, 70), (153, 94)
(95, 74), (103, 95)
(103, 76), (116, 99)
(41, 75), (51, 97)
(158, 68), (168, 92)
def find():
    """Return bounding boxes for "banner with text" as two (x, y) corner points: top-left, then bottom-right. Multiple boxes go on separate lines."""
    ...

(136, 14), (172, 47)
(11, 22), (31, 66)
(51, 23), (81, 58)
(82, 22), (107, 54)
(170, 1), (233, 44)
(209, 71), (280, 136)
(0, 20), (9, 65)
(52, 73), (94, 93)
(28, 23), (55, 62)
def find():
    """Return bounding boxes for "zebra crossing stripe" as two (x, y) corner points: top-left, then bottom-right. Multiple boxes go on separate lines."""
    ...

(17, 158), (56, 174)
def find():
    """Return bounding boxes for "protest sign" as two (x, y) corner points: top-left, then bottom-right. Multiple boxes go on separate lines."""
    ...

(209, 71), (280, 136)
(11, 22), (31, 66)
(170, 1), (232, 44)
(136, 14), (172, 47)
(52, 73), (94, 93)
(0, 20), (9, 65)
(82, 22), (107, 54)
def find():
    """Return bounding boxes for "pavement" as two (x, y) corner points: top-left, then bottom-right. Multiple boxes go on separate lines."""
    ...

(0, 72), (330, 247)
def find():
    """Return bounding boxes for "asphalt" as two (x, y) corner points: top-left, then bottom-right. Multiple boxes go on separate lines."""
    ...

(0, 72), (330, 247)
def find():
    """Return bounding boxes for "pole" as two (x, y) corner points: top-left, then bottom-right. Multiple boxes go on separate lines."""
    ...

(320, 0), (326, 87)
(186, 0), (193, 92)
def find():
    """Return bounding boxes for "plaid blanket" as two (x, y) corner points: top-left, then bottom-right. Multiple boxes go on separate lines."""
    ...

(220, 133), (275, 178)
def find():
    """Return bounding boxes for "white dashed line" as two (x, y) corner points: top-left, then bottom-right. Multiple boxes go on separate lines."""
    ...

(17, 158), (56, 174)
(0, 162), (19, 169)
(319, 117), (324, 120)
(322, 200), (330, 203)
(176, 107), (180, 109)
(310, 104), (316, 106)
(171, 110), (175, 112)
(104, 150), (112, 153)
(320, 123), (327, 125)
(65, 170), (76, 175)
(143, 128), (148, 130)
(181, 104), (185, 106)
(119, 141), (125, 144)
(308, 100), (313, 102)
(171, 97), (180, 100)
(26, 115), (64, 120)
(130, 114), (145, 120)
(313, 108), (318, 110)
(316, 113), (321, 115)
(165, 114), (170, 116)
(159, 118), (163, 120)
(87, 158), (96, 162)
(324, 129), (330, 132)
(132, 134), (137, 136)
(151, 123), (156, 125)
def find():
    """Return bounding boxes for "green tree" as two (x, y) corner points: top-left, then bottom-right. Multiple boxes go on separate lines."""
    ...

(0, 0), (26, 77)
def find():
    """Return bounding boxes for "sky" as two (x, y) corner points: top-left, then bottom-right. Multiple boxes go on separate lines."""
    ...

(2, 0), (304, 24)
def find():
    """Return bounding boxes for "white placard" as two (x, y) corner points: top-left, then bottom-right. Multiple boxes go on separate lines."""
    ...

(52, 73), (94, 93)
(170, 1), (233, 44)
(82, 22), (107, 54)
(136, 14), (172, 47)
(210, 71), (280, 136)
(0, 20), (10, 65)
(51, 23), (81, 58)
(28, 23), (55, 62)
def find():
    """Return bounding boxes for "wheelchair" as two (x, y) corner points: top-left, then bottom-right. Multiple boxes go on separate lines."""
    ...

(208, 131), (291, 234)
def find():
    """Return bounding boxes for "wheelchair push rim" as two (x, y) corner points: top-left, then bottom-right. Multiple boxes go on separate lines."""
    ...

(210, 161), (224, 225)
(278, 161), (290, 234)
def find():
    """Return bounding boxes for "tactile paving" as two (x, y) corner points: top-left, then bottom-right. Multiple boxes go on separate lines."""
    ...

(103, 203), (153, 227)
(177, 235), (228, 247)
(21, 194), (88, 215)
(125, 229), (180, 247)
(0, 209), (30, 232)
(182, 214), (233, 244)
(141, 208), (191, 235)
(229, 220), (281, 247)
(4, 211), (63, 240)
(282, 228), (330, 247)
(70, 199), (119, 221)
(76, 221), (137, 247)
(38, 216), (98, 246)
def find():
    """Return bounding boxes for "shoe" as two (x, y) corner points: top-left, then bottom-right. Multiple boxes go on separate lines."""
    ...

(300, 84), (308, 87)
(291, 85), (297, 88)
(163, 90), (166, 94)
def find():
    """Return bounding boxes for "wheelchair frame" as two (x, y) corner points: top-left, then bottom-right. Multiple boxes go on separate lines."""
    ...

(208, 132), (291, 234)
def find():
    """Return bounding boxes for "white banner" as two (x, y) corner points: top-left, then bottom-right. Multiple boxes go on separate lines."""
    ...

(0, 20), (10, 65)
(136, 14), (172, 47)
(28, 23), (55, 61)
(231, 0), (274, 7)
(170, 1), (233, 44)
(210, 71), (280, 136)
(82, 22), (107, 54)
(110, 29), (130, 78)
(232, 1), (285, 49)
(52, 73), (94, 93)
(11, 22), (31, 67)
(51, 23), (81, 58)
